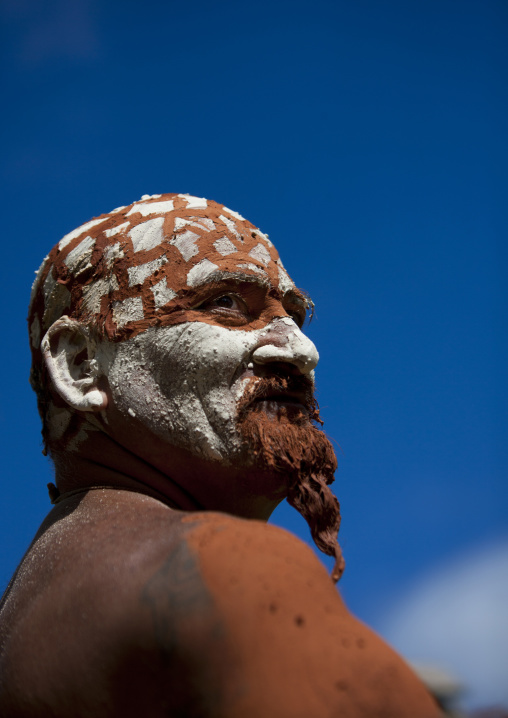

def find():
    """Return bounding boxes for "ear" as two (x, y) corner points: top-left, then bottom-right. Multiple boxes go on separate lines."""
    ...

(41, 316), (108, 412)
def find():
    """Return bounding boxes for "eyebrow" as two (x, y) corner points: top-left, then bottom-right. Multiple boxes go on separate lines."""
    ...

(286, 288), (312, 311)
(192, 270), (271, 291)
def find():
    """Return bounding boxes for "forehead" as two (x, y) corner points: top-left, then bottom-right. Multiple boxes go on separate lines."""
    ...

(29, 193), (296, 346)
(113, 194), (290, 292)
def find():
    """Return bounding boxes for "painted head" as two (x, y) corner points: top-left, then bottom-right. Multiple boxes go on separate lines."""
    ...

(29, 193), (344, 580)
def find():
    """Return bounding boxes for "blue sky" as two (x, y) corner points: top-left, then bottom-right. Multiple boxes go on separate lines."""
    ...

(1, 0), (506, 709)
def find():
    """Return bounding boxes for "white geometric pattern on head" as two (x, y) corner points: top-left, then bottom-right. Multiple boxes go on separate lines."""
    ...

(186, 258), (220, 287)
(29, 193), (298, 357)
(82, 275), (120, 315)
(248, 244), (271, 266)
(151, 278), (177, 308)
(58, 218), (106, 250)
(64, 236), (95, 272)
(213, 237), (238, 256)
(129, 218), (165, 253)
(126, 199), (175, 217)
(277, 262), (294, 294)
(178, 194), (208, 209)
(105, 222), (129, 238)
(170, 230), (201, 261)
(219, 215), (243, 242)
(127, 255), (168, 287)
(237, 263), (268, 277)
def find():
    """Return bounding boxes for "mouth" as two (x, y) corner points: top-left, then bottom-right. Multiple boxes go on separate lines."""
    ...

(240, 375), (315, 419)
(252, 392), (308, 411)
(237, 374), (323, 428)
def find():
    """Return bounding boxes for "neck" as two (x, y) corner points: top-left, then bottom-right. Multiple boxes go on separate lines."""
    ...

(51, 429), (284, 521)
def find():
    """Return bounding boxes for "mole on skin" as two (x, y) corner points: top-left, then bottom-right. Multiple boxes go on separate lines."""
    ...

(0, 193), (440, 717)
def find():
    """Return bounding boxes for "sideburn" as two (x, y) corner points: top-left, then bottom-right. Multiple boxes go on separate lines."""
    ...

(238, 382), (345, 583)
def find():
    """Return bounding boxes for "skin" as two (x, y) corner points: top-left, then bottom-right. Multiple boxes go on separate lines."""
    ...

(0, 235), (441, 716)
(0, 494), (440, 718)
(102, 276), (318, 467)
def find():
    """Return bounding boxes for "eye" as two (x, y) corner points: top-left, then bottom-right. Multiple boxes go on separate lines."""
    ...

(198, 293), (249, 314)
(288, 311), (303, 327)
(286, 308), (306, 328)
(213, 295), (237, 309)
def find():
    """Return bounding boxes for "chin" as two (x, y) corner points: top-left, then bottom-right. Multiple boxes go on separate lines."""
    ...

(237, 402), (344, 581)
(238, 404), (337, 485)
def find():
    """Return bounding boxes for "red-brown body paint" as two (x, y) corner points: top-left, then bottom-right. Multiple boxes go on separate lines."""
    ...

(28, 193), (294, 350)
(0, 491), (440, 717)
(0, 194), (443, 716)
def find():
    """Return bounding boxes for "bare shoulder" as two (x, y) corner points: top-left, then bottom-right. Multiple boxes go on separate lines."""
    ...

(178, 512), (440, 718)
(147, 510), (439, 717)
(0, 492), (226, 717)
(181, 509), (341, 606)
(0, 493), (439, 717)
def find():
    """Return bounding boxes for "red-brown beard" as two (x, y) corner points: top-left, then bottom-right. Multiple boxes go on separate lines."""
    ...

(237, 375), (345, 582)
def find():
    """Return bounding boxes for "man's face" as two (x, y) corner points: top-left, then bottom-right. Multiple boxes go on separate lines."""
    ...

(103, 269), (320, 467)
(31, 193), (327, 475)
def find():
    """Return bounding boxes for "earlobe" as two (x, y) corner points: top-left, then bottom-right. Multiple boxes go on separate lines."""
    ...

(41, 316), (108, 412)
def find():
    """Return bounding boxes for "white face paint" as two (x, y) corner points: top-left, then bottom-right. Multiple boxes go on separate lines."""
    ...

(103, 316), (319, 464)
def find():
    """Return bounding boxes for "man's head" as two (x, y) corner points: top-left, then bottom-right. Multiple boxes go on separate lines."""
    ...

(29, 193), (314, 452)
(29, 193), (344, 579)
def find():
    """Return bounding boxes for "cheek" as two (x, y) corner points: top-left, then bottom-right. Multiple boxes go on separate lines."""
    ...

(163, 323), (257, 386)
(157, 324), (259, 433)
(107, 346), (159, 413)
(112, 323), (260, 423)
(106, 324), (260, 457)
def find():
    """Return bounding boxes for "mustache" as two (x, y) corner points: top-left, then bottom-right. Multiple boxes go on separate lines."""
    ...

(238, 373), (322, 425)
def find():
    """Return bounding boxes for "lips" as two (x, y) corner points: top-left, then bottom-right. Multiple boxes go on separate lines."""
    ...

(253, 391), (308, 409)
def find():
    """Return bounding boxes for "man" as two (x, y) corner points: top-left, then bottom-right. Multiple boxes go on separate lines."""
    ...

(0, 194), (439, 717)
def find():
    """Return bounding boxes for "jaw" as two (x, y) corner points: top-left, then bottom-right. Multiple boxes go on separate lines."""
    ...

(92, 320), (328, 516)
(103, 325), (309, 469)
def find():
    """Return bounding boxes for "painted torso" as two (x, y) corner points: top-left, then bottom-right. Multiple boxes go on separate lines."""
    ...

(0, 490), (439, 717)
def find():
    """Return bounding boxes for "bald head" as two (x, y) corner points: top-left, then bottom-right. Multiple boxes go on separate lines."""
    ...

(28, 193), (313, 451)
(28, 193), (297, 351)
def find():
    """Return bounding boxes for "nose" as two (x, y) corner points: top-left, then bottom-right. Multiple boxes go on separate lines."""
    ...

(251, 317), (319, 374)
